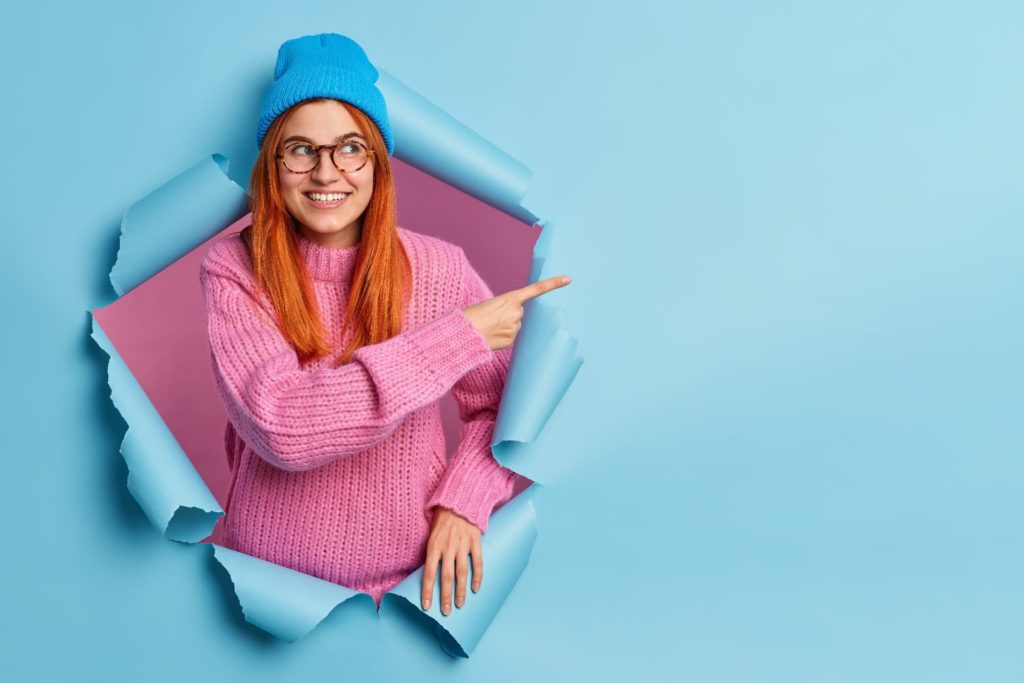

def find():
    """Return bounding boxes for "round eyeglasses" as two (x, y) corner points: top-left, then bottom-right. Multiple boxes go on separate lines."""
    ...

(276, 140), (375, 174)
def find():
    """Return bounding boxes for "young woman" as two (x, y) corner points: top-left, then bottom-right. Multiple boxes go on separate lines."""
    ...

(200, 33), (570, 617)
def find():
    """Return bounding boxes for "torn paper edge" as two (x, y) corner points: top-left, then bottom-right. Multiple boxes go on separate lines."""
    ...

(109, 153), (249, 296)
(89, 315), (223, 543)
(209, 544), (373, 642)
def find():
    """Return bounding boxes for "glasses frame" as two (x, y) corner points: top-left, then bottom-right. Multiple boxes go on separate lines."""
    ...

(276, 140), (375, 174)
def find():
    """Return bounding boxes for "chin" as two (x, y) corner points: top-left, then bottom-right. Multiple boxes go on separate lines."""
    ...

(304, 216), (353, 232)
(290, 212), (362, 239)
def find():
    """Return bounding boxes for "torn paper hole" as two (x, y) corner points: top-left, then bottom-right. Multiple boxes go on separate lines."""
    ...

(88, 73), (581, 657)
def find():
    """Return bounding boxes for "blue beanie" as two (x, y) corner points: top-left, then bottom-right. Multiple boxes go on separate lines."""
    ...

(256, 33), (393, 155)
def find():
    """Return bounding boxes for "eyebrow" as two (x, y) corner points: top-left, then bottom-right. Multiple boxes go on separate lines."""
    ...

(282, 132), (367, 145)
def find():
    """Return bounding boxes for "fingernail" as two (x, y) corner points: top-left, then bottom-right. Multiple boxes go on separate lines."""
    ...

(443, 604), (450, 615)
(423, 598), (431, 610)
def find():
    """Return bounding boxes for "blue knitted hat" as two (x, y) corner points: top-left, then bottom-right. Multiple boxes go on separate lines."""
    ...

(256, 33), (393, 155)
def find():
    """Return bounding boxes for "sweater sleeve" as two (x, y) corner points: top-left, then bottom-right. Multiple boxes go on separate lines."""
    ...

(424, 248), (533, 534)
(199, 242), (493, 473)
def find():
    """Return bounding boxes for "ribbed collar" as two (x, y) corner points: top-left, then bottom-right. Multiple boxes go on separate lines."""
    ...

(296, 232), (360, 282)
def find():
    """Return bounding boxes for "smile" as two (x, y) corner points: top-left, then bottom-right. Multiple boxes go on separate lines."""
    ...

(304, 191), (351, 208)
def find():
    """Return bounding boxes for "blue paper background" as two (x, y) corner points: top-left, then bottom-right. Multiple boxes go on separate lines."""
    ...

(3, 1), (1022, 680)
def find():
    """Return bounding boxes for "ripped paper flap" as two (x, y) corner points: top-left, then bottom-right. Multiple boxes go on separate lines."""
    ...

(109, 153), (249, 296)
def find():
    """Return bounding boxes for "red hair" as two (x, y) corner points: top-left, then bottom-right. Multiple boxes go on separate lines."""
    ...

(242, 98), (411, 366)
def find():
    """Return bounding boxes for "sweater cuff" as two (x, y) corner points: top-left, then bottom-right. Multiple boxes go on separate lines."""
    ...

(426, 458), (512, 534)
(405, 308), (492, 394)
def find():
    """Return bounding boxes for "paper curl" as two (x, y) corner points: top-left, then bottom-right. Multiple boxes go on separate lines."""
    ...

(88, 72), (581, 657)
(90, 317), (223, 543)
(492, 220), (584, 481)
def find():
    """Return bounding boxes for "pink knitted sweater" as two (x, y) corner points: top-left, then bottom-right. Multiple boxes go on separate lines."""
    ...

(199, 225), (528, 607)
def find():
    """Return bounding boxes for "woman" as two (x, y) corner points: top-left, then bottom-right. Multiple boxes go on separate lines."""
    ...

(199, 33), (570, 616)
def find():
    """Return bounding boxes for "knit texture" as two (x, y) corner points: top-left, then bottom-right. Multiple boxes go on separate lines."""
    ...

(199, 226), (528, 607)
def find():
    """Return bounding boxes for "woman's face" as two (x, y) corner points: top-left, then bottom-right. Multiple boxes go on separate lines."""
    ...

(276, 99), (375, 248)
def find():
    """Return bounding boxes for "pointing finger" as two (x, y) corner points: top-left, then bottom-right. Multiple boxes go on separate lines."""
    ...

(507, 275), (572, 304)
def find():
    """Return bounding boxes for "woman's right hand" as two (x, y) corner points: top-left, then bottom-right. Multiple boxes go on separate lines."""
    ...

(461, 275), (572, 351)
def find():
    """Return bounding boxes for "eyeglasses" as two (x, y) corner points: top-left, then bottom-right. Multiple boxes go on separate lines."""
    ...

(276, 140), (375, 174)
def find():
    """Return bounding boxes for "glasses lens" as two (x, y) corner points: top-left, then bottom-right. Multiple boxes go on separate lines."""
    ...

(282, 144), (318, 173)
(333, 141), (368, 172)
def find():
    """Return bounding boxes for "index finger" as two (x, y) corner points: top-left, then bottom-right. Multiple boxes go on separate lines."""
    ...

(506, 275), (572, 305)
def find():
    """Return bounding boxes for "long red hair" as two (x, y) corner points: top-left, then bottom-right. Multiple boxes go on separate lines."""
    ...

(242, 98), (411, 366)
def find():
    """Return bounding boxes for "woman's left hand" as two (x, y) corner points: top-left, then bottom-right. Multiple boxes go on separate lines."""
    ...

(421, 506), (483, 615)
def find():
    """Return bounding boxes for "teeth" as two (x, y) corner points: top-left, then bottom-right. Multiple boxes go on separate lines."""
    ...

(308, 192), (349, 202)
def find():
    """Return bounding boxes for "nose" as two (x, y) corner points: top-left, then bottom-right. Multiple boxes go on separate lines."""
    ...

(311, 149), (342, 183)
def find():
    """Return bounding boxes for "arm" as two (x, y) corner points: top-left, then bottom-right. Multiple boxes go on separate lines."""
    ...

(199, 242), (493, 473)
(424, 248), (533, 534)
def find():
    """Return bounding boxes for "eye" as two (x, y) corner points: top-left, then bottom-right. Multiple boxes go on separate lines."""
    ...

(290, 144), (316, 156)
(339, 142), (363, 154)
